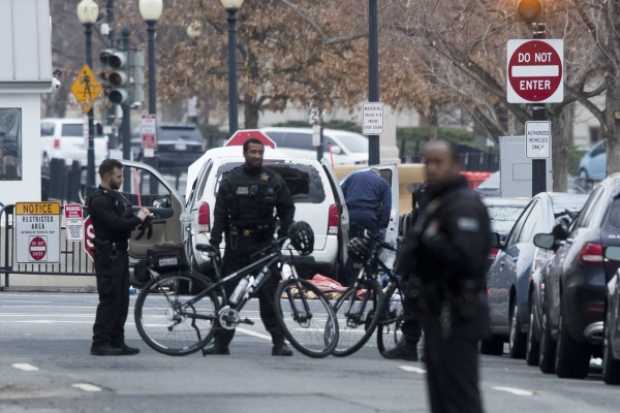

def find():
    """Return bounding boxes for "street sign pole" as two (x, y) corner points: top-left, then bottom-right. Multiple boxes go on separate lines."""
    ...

(85, 23), (96, 191)
(532, 23), (547, 196)
(368, 0), (380, 166)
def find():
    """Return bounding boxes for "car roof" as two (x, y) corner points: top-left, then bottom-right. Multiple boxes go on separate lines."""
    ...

(483, 197), (530, 207)
(260, 126), (365, 139)
(199, 146), (322, 165)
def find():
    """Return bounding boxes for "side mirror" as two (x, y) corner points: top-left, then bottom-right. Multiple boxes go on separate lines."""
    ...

(605, 246), (620, 262)
(534, 233), (555, 250)
(329, 145), (343, 155)
(490, 232), (503, 249)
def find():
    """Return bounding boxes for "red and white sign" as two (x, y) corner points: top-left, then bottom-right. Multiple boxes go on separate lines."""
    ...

(224, 130), (276, 149)
(83, 216), (95, 261)
(29, 236), (47, 261)
(141, 114), (157, 158)
(507, 39), (564, 104)
(64, 203), (84, 242)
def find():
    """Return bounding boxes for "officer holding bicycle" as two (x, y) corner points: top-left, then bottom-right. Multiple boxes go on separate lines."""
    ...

(207, 138), (295, 356)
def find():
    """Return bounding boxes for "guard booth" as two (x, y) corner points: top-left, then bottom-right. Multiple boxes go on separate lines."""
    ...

(0, 0), (53, 205)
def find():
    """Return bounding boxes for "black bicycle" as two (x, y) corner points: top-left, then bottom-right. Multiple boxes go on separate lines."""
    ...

(133, 222), (339, 358)
(331, 235), (406, 357)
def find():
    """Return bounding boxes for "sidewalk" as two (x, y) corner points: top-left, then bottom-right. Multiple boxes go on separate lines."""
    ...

(1, 274), (96, 293)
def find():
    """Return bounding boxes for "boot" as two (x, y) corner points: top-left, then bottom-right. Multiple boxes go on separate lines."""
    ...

(272, 342), (293, 356)
(382, 339), (419, 361)
(91, 343), (124, 356)
(203, 329), (234, 356)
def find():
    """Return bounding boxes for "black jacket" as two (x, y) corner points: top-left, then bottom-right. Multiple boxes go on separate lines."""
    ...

(87, 187), (142, 244)
(210, 165), (295, 246)
(397, 176), (491, 296)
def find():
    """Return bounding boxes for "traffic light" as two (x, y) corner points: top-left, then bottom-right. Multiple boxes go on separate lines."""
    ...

(99, 49), (128, 104)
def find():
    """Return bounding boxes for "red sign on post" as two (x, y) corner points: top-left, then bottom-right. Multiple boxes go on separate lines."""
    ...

(507, 39), (563, 104)
(29, 236), (47, 261)
(141, 114), (157, 158)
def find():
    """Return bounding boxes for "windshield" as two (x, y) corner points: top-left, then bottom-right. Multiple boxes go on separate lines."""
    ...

(330, 132), (368, 154)
(158, 126), (203, 143)
(61, 123), (105, 138)
(214, 161), (325, 204)
(551, 195), (587, 215)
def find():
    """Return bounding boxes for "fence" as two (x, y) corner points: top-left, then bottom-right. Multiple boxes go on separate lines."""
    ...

(0, 204), (95, 289)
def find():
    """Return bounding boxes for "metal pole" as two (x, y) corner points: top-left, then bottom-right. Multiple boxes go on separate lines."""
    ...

(121, 28), (131, 190)
(146, 20), (157, 115)
(531, 22), (547, 196)
(368, 0), (380, 165)
(106, 0), (115, 47)
(85, 23), (96, 189)
(227, 8), (239, 134)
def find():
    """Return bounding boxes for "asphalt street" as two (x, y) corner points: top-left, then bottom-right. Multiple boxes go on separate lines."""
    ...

(0, 292), (618, 413)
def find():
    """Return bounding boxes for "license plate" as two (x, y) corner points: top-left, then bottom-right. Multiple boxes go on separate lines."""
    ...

(174, 142), (187, 151)
(158, 257), (178, 267)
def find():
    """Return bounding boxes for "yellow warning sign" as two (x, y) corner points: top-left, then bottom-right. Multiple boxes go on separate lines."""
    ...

(70, 64), (103, 113)
(15, 202), (61, 216)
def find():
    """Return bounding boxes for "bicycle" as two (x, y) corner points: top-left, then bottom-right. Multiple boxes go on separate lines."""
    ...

(331, 234), (407, 357)
(133, 222), (339, 358)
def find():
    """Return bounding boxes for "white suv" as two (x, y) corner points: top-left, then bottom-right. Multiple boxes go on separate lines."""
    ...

(260, 127), (369, 165)
(41, 118), (109, 168)
(184, 146), (351, 276)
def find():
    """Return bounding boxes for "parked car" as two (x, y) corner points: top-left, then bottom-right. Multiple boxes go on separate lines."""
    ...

(132, 123), (206, 170)
(578, 140), (606, 184)
(532, 175), (620, 379)
(261, 127), (369, 165)
(482, 192), (587, 358)
(476, 171), (500, 197)
(183, 146), (398, 276)
(41, 118), (109, 168)
(603, 246), (620, 385)
(484, 197), (530, 267)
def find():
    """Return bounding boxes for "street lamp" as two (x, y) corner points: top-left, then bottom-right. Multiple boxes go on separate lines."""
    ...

(77, 0), (99, 189)
(139, 0), (163, 116)
(220, 0), (244, 134)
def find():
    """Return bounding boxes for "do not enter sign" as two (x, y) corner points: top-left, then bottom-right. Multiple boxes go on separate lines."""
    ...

(29, 236), (47, 261)
(507, 39), (564, 104)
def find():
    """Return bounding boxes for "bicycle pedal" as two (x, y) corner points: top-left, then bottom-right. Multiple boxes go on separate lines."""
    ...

(240, 318), (255, 325)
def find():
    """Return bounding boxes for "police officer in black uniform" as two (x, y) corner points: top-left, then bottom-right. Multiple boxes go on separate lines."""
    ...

(207, 138), (296, 356)
(398, 140), (491, 413)
(88, 159), (150, 356)
(384, 184), (430, 361)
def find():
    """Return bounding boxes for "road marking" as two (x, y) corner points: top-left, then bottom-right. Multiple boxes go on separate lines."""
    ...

(12, 363), (39, 372)
(72, 383), (102, 392)
(399, 365), (426, 374)
(492, 386), (535, 397)
(237, 327), (271, 341)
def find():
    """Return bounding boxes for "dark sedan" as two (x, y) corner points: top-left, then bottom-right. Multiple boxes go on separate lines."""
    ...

(533, 176), (620, 379)
(482, 192), (587, 358)
(132, 124), (206, 170)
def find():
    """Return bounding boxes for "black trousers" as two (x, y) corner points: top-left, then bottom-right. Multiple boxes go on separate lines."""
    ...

(93, 247), (130, 347)
(401, 297), (422, 346)
(213, 244), (285, 348)
(422, 315), (485, 413)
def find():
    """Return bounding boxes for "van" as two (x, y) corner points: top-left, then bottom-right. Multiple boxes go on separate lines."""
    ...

(260, 127), (369, 165)
(41, 118), (109, 168)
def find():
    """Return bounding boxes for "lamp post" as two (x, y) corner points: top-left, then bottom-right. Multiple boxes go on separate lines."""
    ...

(518, 0), (547, 196)
(139, 0), (163, 117)
(220, 0), (244, 135)
(368, 0), (380, 165)
(77, 0), (99, 189)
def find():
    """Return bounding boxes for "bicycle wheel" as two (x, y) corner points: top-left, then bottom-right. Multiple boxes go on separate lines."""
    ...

(274, 278), (339, 358)
(134, 273), (220, 356)
(377, 284), (405, 357)
(332, 278), (384, 357)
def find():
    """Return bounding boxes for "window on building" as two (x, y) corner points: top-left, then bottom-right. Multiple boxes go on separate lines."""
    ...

(589, 126), (600, 144)
(0, 108), (22, 181)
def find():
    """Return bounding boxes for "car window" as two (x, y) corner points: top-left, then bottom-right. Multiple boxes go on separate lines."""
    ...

(604, 197), (620, 229)
(506, 201), (535, 246)
(214, 161), (326, 203)
(122, 166), (172, 207)
(192, 161), (213, 209)
(61, 123), (105, 138)
(41, 122), (54, 137)
(158, 126), (204, 143)
(576, 187), (605, 228)
(328, 133), (368, 154)
(285, 133), (313, 150)
(591, 142), (606, 157)
(265, 132), (287, 147)
(519, 202), (543, 243)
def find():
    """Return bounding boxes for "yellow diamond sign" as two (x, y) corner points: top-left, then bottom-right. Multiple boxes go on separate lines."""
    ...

(71, 64), (103, 113)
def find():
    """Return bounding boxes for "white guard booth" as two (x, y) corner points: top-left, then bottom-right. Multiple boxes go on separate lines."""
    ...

(0, 0), (52, 205)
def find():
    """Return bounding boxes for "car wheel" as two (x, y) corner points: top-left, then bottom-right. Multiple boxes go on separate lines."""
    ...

(526, 305), (540, 366)
(509, 302), (526, 359)
(555, 311), (590, 379)
(480, 335), (504, 356)
(603, 314), (620, 385)
(539, 312), (556, 374)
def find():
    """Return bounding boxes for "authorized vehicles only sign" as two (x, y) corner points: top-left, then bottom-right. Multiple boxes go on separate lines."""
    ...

(15, 202), (61, 263)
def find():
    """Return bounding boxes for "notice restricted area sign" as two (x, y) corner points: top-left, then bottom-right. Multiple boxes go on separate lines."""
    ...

(15, 202), (61, 263)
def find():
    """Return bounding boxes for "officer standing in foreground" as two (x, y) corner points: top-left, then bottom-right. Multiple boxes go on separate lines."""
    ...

(384, 184), (430, 361)
(88, 159), (150, 356)
(399, 140), (491, 413)
(207, 138), (296, 356)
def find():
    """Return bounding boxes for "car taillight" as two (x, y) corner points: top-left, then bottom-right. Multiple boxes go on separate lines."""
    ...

(579, 242), (603, 264)
(489, 247), (499, 260)
(198, 202), (210, 232)
(328, 204), (339, 235)
(53, 138), (61, 149)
